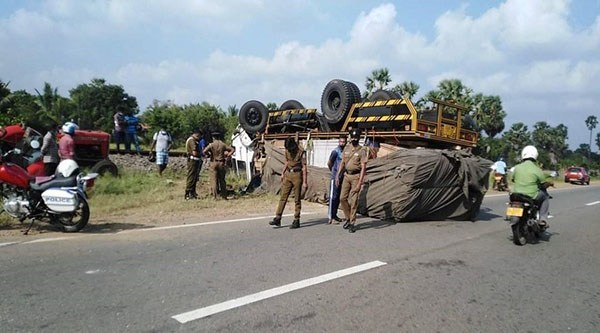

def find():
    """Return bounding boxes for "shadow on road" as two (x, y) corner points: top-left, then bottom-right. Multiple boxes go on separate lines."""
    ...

(472, 207), (503, 222)
(81, 220), (150, 234)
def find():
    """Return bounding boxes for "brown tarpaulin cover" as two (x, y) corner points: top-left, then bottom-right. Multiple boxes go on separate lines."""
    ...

(258, 141), (492, 222)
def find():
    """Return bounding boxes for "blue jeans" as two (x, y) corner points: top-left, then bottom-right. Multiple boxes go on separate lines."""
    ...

(328, 176), (343, 219)
(125, 133), (140, 153)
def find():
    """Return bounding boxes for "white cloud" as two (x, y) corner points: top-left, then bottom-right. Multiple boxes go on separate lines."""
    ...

(1, 0), (599, 147)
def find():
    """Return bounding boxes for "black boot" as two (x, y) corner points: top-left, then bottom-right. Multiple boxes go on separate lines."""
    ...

(348, 224), (356, 233)
(342, 220), (350, 229)
(290, 219), (300, 229)
(269, 217), (281, 227)
(184, 191), (190, 200)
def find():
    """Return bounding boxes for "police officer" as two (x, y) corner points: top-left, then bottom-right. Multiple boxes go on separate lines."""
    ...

(335, 128), (368, 233)
(269, 137), (307, 229)
(203, 131), (235, 199)
(184, 128), (202, 200)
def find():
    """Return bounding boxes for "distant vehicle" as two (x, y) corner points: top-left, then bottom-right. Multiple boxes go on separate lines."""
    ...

(564, 167), (590, 185)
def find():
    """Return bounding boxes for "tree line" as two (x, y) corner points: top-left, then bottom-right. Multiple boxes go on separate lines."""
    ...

(0, 78), (238, 148)
(1, 74), (598, 171)
(363, 68), (599, 171)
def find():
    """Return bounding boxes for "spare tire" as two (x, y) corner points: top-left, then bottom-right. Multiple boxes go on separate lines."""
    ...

(369, 89), (400, 102)
(239, 100), (268, 134)
(321, 79), (355, 126)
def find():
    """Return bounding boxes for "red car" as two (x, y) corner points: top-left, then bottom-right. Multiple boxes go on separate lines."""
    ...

(564, 167), (590, 185)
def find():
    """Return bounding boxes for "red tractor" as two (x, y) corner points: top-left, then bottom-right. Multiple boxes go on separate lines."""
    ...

(0, 124), (118, 176)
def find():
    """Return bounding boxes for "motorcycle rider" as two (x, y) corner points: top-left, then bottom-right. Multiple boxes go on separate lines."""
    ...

(511, 145), (553, 227)
(493, 157), (508, 190)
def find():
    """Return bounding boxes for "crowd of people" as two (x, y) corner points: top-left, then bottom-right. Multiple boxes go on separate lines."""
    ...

(105, 110), (555, 234)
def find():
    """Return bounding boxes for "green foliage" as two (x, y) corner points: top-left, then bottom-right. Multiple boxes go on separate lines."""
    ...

(364, 68), (392, 98)
(69, 78), (138, 131)
(140, 101), (237, 146)
(391, 81), (420, 100)
(531, 121), (568, 168)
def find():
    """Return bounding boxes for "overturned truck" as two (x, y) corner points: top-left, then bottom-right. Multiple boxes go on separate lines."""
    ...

(238, 79), (491, 222)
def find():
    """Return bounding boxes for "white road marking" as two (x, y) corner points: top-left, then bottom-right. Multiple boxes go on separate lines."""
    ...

(0, 242), (18, 247)
(586, 201), (600, 206)
(172, 260), (388, 324)
(22, 237), (70, 244)
(85, 269), (101, 274)
(118, 212), (317, 234)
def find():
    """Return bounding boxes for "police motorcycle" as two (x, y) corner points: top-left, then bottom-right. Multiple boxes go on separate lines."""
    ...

(0, 138), (98, 234)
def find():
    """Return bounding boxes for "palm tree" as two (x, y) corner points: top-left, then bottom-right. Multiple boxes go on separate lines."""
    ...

(392, 81), (420, 100)
(585, 115), (598, 160)
(34, 82), (61, 123)
(364, 68), (392, 98)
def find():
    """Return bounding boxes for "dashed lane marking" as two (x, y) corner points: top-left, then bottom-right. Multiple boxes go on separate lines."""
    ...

(172, 260), (388, 324)
(0, 242), (18, 247)
(586, 201), (600, 206)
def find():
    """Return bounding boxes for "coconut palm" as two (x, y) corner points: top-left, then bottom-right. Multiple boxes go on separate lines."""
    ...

(364, 68), (392, 98)
(392, 81), (420, 100)
(585, 115), (598, 159)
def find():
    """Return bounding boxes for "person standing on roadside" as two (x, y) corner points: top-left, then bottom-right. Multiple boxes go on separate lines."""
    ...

(149, 126), (172, 176)
(203, 131), (235, 199)
(113, 108), (126, 154)
(269, 137), (307, 229)
(58, 122), (77, 161)
(124, 112), (141, 155)
(41, 122), (60, 176)
(185, 128), (202, 200)
(327, 135), (346, 224)
(336, 128), (367, 233)
(196, 130), (207, 180)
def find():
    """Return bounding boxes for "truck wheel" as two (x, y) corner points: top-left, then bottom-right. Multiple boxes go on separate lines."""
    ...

(239, 100), (268, 134)
(346, 81), (363, 104)
(279, 100), (304, 110)
(91, 159), (119, 177)
(369, 89), (400, 101)
(321, 79), (355, 127)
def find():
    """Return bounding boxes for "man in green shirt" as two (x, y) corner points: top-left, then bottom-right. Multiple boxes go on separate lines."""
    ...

(511, 145), (554, 226)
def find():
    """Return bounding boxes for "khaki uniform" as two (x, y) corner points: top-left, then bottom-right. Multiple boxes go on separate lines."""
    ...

(339, 144), (368, 224)
(185, 135), (201, 197)
(204, 139), (234, 198)
(275, 147), (306, 219)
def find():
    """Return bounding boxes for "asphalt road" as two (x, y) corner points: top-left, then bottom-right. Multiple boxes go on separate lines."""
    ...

(1, 185), (599, 332)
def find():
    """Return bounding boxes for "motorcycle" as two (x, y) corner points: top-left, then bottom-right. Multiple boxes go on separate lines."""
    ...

(493, 172), (508, 191)
(505, 191), (549, 245)
(0, 146), (98, 234)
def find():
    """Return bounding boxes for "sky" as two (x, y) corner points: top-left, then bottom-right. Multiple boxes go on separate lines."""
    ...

(1, 0), (599, 149)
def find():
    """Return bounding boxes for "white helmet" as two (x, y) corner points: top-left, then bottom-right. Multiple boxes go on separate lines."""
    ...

(62, 122), (78, 135)
(56, 159), (80, 177)
(521, 145), (538, 160)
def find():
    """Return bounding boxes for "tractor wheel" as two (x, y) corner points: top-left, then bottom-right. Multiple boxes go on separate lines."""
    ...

(369, 89), (400, 102)
(91, 159), (119, 177)
(320, 79), (356, 128)
(239, 100), (268, 134)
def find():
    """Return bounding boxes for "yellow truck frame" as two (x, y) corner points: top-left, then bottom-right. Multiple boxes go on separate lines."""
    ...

(261, 98), (478, 149)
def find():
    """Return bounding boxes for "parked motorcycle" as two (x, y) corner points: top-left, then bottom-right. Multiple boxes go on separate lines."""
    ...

(0, 146), (97, 234)
(505, 191), (549, 245)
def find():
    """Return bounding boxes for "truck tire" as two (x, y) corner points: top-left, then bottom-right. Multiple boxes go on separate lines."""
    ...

(91, 159), (119, 177)
(321, 79), (355, 127)
(279, 100), (304, 110)
(369, 89), (400, 102)
(239, 100), (268, 134)
(346, 81), (363, 104)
